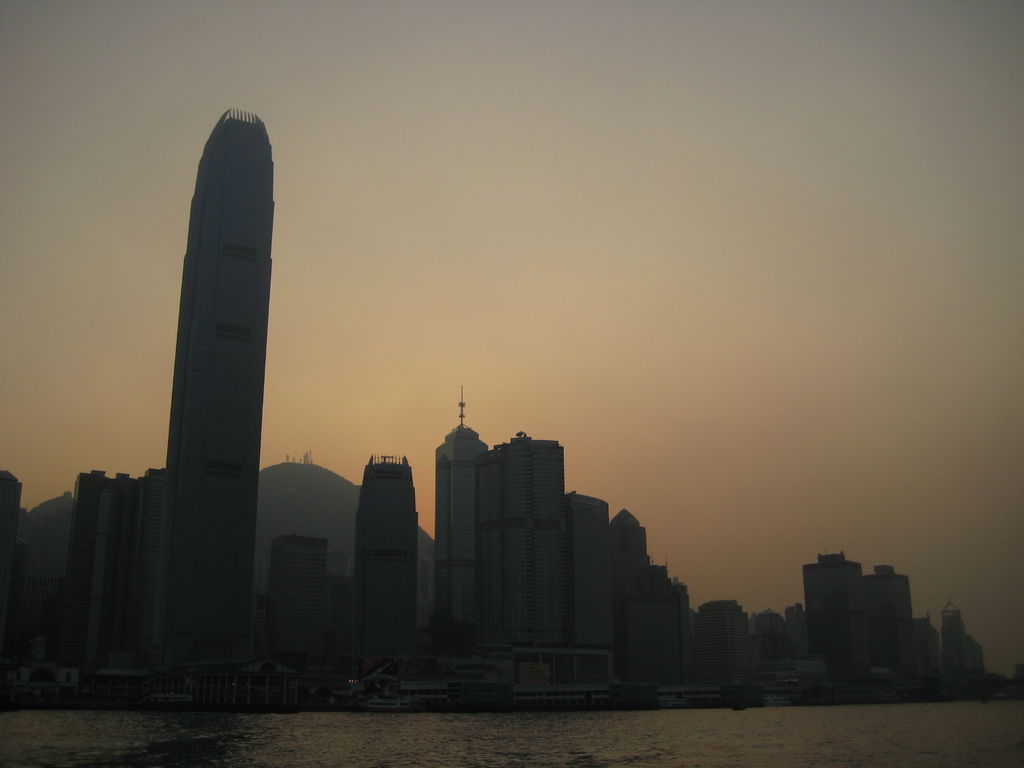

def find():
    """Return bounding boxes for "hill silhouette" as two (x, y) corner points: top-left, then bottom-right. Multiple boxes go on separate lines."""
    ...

(256, 462), (360, 557)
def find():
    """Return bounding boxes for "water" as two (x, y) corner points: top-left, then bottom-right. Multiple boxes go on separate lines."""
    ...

(1, 702), (1022, 768)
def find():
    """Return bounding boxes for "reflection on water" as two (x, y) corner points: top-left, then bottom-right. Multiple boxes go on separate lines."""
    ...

(1, 702), (1022, 768)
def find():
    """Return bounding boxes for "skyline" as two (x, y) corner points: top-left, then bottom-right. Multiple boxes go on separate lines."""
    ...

(1, 1), (1021, 675)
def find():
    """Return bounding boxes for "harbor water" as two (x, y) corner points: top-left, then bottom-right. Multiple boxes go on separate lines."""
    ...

(1, 700), (1022, 767)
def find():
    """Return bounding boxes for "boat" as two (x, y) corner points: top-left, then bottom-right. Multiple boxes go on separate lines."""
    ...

(361, 692), (423, 713)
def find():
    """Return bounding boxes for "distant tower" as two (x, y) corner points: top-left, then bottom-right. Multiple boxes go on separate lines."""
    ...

(565, 492), (612, 652)
(476, 434), (569, 649)
(940, 601), (984, 676)
(432, 389), (487, 653)
(0, 471), (22, 654)
(862, 564), (914, 675)
(163, 110), (275, 664)
(608, 509), (686, 683)
(353, 456), (418, 660)
(802, 552), (869, 682)
(693, 600), (751, 683)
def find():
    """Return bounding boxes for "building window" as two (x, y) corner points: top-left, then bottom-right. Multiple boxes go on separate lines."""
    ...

(215, 323), (251, 342)
(206, 461), (243, 477)
(221, 242), (259, 260)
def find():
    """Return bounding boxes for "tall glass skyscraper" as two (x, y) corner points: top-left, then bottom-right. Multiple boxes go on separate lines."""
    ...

(163, 110), (274, 664)
(433, 393), (487, 651)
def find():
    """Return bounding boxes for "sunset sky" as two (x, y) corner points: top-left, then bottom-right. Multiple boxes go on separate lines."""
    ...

(1, 1), (1021, 674)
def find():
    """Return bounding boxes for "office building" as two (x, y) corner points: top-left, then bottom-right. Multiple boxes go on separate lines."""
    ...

(267, 535), (328, 670)
(802, 552), (869, 682)
(784, 602), (808, 658)
(353, 456), (418, 660)
(750, 609), (790, 665)
(565, 492), (613, 682)
(693, 599), (751, 683)
(863, 564), (914, 674)
(163, 110), (275, 664)
(941, 601), (984, 676)
(476, 434), (568, 649)
(433, 393), (487, 653)
(913, 614), (941, 677)
(608, 508), (687, 683)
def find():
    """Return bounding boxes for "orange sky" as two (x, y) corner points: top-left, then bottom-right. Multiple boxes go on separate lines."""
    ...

(1, 1), (1021, 674)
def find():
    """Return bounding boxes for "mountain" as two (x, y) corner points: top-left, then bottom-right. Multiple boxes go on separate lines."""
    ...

(256, 462), (360, 557)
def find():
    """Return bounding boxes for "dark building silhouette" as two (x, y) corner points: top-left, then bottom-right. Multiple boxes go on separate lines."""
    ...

(694, 599), (751, 683)
(565, 492), (612, 682)
(24, 492), (73, 579)
(863, 564), (914, 675)
(60, 471), (162, 671)
(0, 471), (22, 654)
(750, 609), (791, 665)
(802, 552), (869, 682)
(267, 535), (328, 670)
(476, 434), (569, 650)
(913, 614), (941, 677)
(941, 601), (984, 676)
(163, 110), (274, 665)
(432, 394), (487, 654)
(353, 456), (418, 660)
(608, 508), (687, 683)
(784, 602), (808, 658)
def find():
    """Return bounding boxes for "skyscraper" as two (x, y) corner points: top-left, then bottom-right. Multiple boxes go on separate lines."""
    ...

(433, 391), (487, 652)
(267, 535), (328, 670)
(693, 599), (751, 683)
(353, 456), (418, 660)
(476, 434), (568, 650)
(163, 110), (274, 664)
(802, 552), (869, 682)
(608, 509), (687, 683)
(61, 471), (142, 670)
(862, 564), (914, 674)
(0, 471), (22, 654)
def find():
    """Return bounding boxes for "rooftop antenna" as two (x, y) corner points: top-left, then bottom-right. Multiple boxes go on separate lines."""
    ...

(458, 385), (466, 428)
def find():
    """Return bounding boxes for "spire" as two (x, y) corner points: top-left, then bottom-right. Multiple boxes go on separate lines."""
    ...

(458, 385), (466, 428)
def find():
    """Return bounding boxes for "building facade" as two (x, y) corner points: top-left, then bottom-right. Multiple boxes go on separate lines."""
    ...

(476, 434), (568, 649)
(693, 599), (751, 683)
(433, 395), (487, 652)
(163, 110), (275, 664)
(862, 564), (914, 674)
(353, 456), (418, 660)
(0, 471), (22, 654)
(608, 508), (687, 684)
(802, 552), (869, 682)
(267, 535), (328, 669)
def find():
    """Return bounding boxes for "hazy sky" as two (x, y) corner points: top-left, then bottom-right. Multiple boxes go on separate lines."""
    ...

(1, 1), (1021, 674)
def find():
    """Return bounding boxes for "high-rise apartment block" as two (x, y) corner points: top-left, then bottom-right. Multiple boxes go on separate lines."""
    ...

(353, 456), (418, 660)
(59, 470), (164, 671)
(163, 110), (274, 664)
